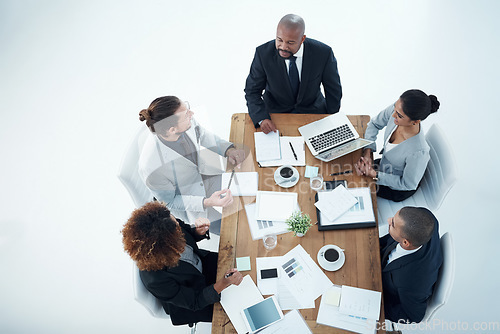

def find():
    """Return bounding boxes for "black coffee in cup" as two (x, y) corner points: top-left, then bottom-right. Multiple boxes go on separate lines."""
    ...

(280, 167), (293, 178)
(325, 248), (339, 262)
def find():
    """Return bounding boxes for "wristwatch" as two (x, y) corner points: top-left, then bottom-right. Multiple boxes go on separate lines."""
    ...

(373, 171), (379, 181)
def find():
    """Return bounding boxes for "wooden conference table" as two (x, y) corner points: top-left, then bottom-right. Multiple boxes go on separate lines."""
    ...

(212, 113), (384, 334)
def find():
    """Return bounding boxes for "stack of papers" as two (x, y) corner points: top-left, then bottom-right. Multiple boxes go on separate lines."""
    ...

(278, 245), (333, 307)
(314, 185), (358, 221)
(245, 203), (290, 240)
(220, 275), (264, 334)
(255, 256), (314, 310)
(258, 136), (306, 167)
(317, 187), (376, 230)
(259, 309), (312, 334)
(255, 191), (298, 222)
(317, 285), (381, 334)
(221, 172), (258, 196)
(254, 131), (281, 162)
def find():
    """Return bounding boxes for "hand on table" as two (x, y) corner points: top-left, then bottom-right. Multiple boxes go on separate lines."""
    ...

(260, 119), (277, 134)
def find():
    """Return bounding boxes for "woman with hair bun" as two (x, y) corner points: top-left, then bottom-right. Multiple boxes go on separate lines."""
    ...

(138, 96), (245, 234)
(355, 89), (440, 202)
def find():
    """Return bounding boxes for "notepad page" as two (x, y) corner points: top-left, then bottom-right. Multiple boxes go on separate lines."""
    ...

(220, 275), (264, 334)
(314, 185), (358, 221)
(254, 131), (281, 162)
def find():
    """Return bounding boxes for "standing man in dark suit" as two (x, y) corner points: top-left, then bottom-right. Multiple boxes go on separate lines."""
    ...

(380, 207), (443, 323)
(245, 14), (342, 134)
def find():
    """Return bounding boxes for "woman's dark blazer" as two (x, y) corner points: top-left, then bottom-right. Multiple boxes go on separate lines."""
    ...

(139, 220), (219, 325)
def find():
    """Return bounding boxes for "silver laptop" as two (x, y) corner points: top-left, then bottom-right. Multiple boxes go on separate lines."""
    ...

(298, 112), (373, 162)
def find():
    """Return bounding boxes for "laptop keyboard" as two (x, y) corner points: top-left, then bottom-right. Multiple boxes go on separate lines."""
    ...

(309, 125), (354, 152)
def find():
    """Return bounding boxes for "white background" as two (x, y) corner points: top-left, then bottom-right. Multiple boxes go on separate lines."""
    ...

(1, 0), (499, 333)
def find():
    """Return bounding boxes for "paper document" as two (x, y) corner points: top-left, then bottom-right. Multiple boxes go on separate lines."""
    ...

(255, 131), (281, 162)
(255, 191), (298, 222)
(314, 184), (358, 221)
(339, 285), (381, 321)
(259, 309), (312, 334)
(277, 282), (315, 310)
(318, 187), (375, 227)
(256, 256), (282, 295)
(255, 256), (314, 310)
(245, 203), (290, 240)
(220, 275), (264, 334)
(258, 136), (306, 167)
(221, 172), (258, 196)
(317, 286), (377, 334)
(278, 245), (333, 307)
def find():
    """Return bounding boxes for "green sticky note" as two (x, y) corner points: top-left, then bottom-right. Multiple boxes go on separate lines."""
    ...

(305, 166), (319, 178)
(236, 256), (251, 271)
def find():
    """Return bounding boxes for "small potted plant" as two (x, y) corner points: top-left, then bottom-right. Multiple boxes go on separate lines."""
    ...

(285, 211), (312, 237)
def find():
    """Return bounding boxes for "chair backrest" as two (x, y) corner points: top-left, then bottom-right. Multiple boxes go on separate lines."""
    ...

(117, 125), (154, 208)
(420, 124), (458, 211)
(422, 232), (455, 322)
(132, 263), (170, 319)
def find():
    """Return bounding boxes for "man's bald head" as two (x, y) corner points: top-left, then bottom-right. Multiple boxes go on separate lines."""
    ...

(275, 14), (306, 59)
(278, 14), (305, 35)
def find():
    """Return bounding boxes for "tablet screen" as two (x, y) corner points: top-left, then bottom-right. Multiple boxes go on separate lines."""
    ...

(242, 297), (283, 332)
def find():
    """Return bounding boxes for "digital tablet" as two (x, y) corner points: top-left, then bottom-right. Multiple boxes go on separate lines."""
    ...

(241, 295), (284, 333)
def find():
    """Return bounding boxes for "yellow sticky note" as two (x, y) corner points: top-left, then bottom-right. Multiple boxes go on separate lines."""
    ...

(324, 287), (342, 306)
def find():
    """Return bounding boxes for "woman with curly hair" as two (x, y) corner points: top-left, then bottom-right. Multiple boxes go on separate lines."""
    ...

(122, 201), (243, 325)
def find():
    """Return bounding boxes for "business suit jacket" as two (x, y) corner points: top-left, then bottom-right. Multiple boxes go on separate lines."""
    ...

(138, 118), (232, 224)
(140, 220), (220, 326)
(244, 38), (342, 127)
(380, 220), (443, 323)
(364, 103), (430, 191)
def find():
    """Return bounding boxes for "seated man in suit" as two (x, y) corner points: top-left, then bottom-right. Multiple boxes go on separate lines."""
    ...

(245, 14), (342, 134)
(380, 207), (443, 323)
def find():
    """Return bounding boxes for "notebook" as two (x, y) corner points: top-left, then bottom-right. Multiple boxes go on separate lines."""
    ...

(315, 183), (376, 231)
(298, 112), (373, 162)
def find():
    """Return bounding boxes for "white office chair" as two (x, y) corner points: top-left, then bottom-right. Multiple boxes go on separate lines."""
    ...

(117, 125), (154, 208)
(133, 261), (213, 334)
(119, 126), (212, 332)
(132, 263), (170, 319)
(422, 232), (455, 322)
(118, 126), (169, 318)
(377, 124), (458, 236)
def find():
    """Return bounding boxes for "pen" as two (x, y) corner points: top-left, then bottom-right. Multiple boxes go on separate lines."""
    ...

(227, 168), (235, 189)
(289, 142), (298, 160)
(330, 170), (352, 176)
(225, 272), (234, 278)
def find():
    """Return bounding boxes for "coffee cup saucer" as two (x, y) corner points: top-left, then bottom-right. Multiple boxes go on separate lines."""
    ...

(317, 244), (345, 271)
(274, 165), (299, 188)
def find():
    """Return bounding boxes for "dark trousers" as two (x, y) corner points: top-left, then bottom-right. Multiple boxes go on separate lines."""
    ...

(192, 252), (219, 323)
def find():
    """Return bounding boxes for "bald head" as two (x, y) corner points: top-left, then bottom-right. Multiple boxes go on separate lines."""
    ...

(278, 14), (305, 35)
(275, 14), (306, 59)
